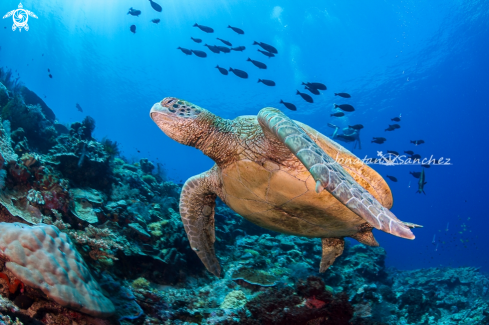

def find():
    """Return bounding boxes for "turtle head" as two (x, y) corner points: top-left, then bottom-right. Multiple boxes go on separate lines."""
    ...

(150, 97), (212, 146)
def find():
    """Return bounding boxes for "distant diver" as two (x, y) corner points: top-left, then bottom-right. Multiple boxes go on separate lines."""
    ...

(416, 169), (427, 194)
(328, 123), (362, 149)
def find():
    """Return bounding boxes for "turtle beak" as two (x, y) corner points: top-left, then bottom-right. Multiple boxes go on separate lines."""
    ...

(150, 97), (179, 120)
(149, 102), (166, 120)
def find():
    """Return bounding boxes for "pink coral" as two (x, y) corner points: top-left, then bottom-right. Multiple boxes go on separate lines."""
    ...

(305, 296), (327, 309)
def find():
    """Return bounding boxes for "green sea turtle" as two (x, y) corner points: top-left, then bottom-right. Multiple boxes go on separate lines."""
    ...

(150, 98), (421, 277)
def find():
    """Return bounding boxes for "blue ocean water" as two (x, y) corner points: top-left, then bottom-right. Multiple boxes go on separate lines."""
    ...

(1, 0), (488, 275)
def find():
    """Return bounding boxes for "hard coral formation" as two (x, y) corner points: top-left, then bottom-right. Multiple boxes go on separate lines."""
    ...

(48, 135), (111, 189)
(69, 188), (104, 223)
(220, 290), (247, 309)
(231, 267), (279, 287)
(0, 222), (115, 317)
(132, 277), (150, 290)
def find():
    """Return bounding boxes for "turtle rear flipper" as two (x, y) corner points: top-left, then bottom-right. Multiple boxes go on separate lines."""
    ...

(319, 238), (344, 273)
(180, 169), (221, 277)
(257, 107), (416, 240)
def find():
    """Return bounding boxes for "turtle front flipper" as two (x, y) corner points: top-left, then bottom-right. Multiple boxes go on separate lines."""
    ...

(180, 169), (221, 277)
(257, 107), (415, 240)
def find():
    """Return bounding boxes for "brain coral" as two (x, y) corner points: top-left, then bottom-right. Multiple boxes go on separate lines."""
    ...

(0, 222), (115, 317)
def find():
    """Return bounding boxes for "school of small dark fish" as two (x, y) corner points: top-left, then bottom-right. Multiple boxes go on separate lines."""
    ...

(372, 114), (431, 193)
(163, 19), (358, 114)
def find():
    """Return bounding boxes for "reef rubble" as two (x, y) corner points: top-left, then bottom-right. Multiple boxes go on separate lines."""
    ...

(0, 75), (488, 325)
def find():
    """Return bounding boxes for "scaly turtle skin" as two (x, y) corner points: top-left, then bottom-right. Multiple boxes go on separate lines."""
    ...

(150, 98), (422, 277)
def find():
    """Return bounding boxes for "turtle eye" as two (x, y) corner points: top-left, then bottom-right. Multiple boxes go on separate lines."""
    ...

(161, 97), (178, 108)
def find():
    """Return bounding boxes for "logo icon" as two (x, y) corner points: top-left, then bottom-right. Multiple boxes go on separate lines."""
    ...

(3, 3), (38, 32)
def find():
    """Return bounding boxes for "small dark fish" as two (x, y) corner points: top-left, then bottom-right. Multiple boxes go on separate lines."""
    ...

(193, 23), (214, 33)
(410, 171), (421, 178)
(371, 139), (385, 144)
(48, 74), (52, 78)
(149, 0), (162, 12)
(337, 135), (356, 142)
(216, 65), (228, 75)
(411, 140), (425, 145)
(391, 117), (401, 122)
(348, 124), (363, 130)
(390, 124), (401, 129)
(386, 175), (398, 182)
(302, 82), (327, 90)
(228, 25), (244, 34)
(297, 90), (313, 103)
(177, 47), (192, 55)
(205, 44), (220, 54)
(127, 8), (141, 16)
(257, 49), (275, 58)
(411, 154), (421, 160)
(305, 86), (320, 95)
(331, 112), (345, 117)
(280, 100), (296, 111)
(385, 126), (395, 131)
(130, 25), (136, 33)
(217, 46), (231, 53)
(191, 50), (207, 58)
(76, 103), (83, 112)
(151, 19), (161, 24)
(48, 68), (50, 72)
(334, 92), (351, 98)
(253, 41), (278, 54)
(217, 38), (232, 46)
(416, 169), (427, 194)
(191, 37), (202, 43)
(229, 67), (248, 78)
(387, 150), (399, 156)
(258, 79), (275, 86)
(373, 137), (386, 141)
(334, 104), (354, 112)
(421, 164), (430, 168)
(247, 58), (267, 69)
(404, 150), (414, 155)
(231, 46), (246, 51)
